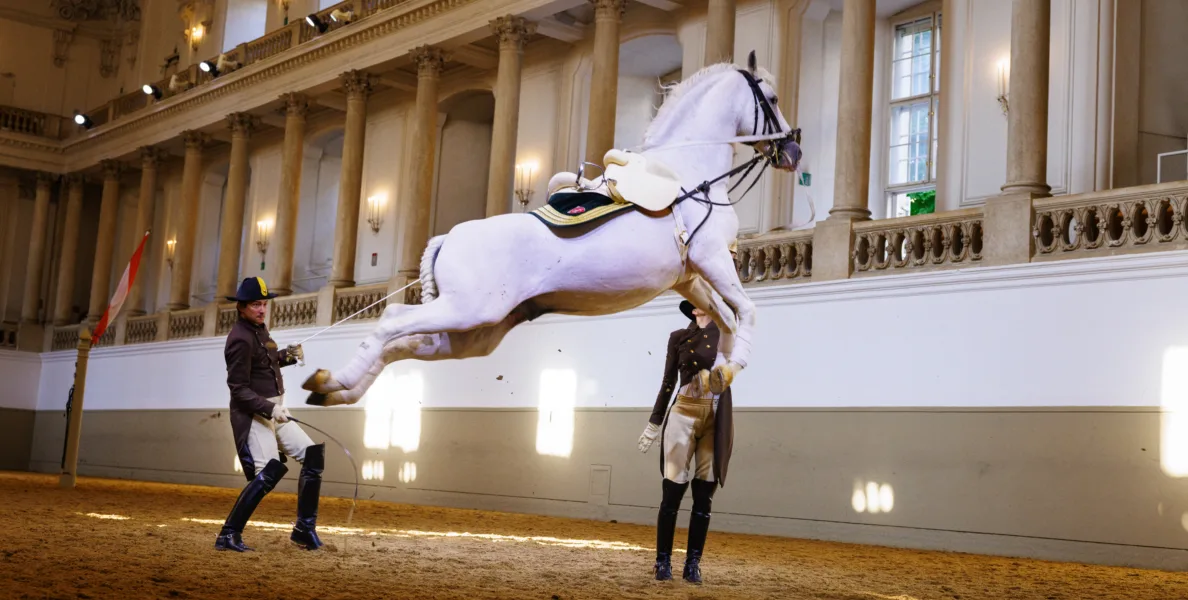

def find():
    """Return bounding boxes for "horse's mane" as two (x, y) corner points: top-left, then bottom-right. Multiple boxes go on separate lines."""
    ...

(642, 61), (776, 146)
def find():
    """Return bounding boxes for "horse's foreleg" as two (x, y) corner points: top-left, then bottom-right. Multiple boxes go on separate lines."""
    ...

(303, 303), (418, 396)
(690, 250), (756, 394)
(307, 309), (527, 406)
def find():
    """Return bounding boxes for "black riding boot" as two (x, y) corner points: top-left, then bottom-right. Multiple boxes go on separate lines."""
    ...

(291, 443), (325, 550)
(684, 478), (716, 584)
(654, 478), (688, 581)
(215, 459), (288, 552)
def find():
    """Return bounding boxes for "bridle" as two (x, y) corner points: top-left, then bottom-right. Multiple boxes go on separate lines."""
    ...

(670, 69), (801, 245)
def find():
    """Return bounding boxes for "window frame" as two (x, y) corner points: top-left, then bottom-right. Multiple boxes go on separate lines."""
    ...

(883, 6), (942, 217)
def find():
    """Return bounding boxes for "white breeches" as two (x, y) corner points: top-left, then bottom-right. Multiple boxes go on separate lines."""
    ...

(245, 395), (315, 475)
(662, 394), (716, 484)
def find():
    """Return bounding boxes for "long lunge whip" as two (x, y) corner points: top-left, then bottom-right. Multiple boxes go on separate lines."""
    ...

(291, 278), (422, 349)
(288, 416), (361, 526)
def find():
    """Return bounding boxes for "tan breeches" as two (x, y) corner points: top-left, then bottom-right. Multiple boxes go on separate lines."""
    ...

(245, 395), (314, 474)
(662, 395), (716, 484)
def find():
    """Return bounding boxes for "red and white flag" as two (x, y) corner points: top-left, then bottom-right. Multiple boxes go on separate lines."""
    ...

(92, 231), (150, 341)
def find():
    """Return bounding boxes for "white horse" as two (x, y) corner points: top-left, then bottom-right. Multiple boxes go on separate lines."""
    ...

(303, 51), (802, 406)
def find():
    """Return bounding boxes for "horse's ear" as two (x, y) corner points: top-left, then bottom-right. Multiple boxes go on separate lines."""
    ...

(747, 50), (757, 74)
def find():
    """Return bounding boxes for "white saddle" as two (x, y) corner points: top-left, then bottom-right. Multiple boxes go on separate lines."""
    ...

(546, 149), (683, 212)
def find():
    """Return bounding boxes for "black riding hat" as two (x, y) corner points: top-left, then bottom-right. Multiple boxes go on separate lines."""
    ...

(679, 300), (697, 321)
(226, 277), (278, 302)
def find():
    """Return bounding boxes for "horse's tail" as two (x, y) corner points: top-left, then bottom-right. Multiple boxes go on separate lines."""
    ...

(419, 235), (447, 303)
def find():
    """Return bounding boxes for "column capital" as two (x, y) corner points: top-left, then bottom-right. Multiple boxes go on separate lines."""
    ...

(339, 70), (374, 100)
(226, 112), (259, 137)
(181, 130), (210, 151)
(18, 179), (35, 198)
(411, 46), (449, 78)
(280, 92), (309, 117)
(139, 145), (166, 168)
(100, 159), (123, 180)
(490, 16), (536, 51)
(588, 0), (626, 19)
(65, 173), (87, 187)
(35, 171), (57, 189)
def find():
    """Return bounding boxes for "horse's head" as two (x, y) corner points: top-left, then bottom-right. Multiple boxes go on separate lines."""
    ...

(737, 51), (802, 172)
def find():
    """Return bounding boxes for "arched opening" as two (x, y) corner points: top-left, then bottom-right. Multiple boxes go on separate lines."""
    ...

(291, 129), (343, 292)
(430, 91), (494, 235)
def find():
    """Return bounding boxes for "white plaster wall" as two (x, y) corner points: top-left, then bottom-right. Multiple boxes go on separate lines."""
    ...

(24, 250), (1188, 413)
(192, 172), (227, 305)
(0, 350), (40, 410)
(432, 93), (493, 237)
(244, 145), (282, 283)
(0, 17), (123, 117)
(613, 76), (661, 151)
(152, 169), (184, 312)
(223, 0), (270, 52)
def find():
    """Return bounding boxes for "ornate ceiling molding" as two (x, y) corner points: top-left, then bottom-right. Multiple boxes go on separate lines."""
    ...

(50, 0), (141, 23)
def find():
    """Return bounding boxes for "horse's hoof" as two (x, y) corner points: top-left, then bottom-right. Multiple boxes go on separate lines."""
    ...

(709, 363), (735, 394)
(305, 392), (328, 406)
(302, 369), (341, 393)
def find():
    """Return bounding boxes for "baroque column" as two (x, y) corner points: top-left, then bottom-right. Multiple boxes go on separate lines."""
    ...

(87, 160), (123, 325)
(329, 71), (373, 289)
(0, 180), (21, 322)
(52, 175), (86, 325)
(1000, 0), (1051, 197)
(704, 0), (736, 65)
(829, 0), (875, 222)
(21, 173), (54, 323)
(127, 147), (164, 316)
(486, 16), (535, 217)
(584, 0), (626, 167)
(217, 115), (256, 300)
(273, 93), (308, 296)
(169, 130), (209, 311)
(397, 46), (448, 281)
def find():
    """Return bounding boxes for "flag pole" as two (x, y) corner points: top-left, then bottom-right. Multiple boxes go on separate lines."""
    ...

(59, 327), (91, 489)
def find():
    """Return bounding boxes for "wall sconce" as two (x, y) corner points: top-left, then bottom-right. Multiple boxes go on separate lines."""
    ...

(165, 239), (176, 268)
(187, 23), (207, 52)
(995, 57), (1009, 115)
(256, 219), (272, 268)
(515, 161), (538, 211)
(367, 193), (386, 233)
(279, 0), (291, 25)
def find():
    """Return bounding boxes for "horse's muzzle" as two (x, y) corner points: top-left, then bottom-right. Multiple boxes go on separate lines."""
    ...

(773, 140), (802, 171)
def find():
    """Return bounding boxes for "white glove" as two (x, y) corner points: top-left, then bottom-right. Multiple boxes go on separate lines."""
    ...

(271, 404), (291, 424)
(638, 422), (660, 453)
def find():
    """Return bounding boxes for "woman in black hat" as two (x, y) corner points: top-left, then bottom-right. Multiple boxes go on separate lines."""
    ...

(214, 277), (325, 553)
(637, 299), (734, 584)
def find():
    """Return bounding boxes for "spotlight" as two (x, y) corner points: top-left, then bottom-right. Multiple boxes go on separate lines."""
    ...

(305, 13), (328, 34)
(199, 60), (219, 77)
(330, 8), (355, 23)
(73, 113), (93, 129)
(142, 84), (162, 100)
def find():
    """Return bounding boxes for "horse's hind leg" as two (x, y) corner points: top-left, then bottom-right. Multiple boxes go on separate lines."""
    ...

(306, 307), (529, 406)
(689, 248), (756, 394)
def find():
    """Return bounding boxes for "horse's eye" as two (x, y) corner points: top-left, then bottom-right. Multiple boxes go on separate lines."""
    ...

(770, 95), (779, 105)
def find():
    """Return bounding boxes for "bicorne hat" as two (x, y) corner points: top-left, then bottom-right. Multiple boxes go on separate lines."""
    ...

(226, 277), (278, 302)
(679, 300), (697, 321)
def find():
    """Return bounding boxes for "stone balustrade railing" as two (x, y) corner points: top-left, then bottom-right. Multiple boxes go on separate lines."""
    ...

(13, 180), (1188, 353)
(736, 228), (813, 284)
(1031, 181), (1188, 261)
(852, 207), (984, 276)
(78, 0), (378, 131)
(0, 105), (67, 140)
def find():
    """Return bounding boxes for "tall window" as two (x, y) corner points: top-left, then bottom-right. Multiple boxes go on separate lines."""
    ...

(887, 12), (941, 218)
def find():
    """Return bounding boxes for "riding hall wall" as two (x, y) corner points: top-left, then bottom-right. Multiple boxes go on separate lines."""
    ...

(3, 250), (1188, 571)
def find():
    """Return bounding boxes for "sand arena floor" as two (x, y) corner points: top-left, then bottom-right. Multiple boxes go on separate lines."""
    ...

(2, 472), (1186, 600)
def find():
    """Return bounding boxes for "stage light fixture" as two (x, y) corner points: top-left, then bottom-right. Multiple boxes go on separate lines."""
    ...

(199, 60), (219, 77)
(73, 113), (93, 129)
(142, 84), (162, 100)
(305, 13), (328, 34)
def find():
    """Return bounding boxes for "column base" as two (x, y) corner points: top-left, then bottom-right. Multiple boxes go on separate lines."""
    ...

(327, 279), (355, 289)
(1001, 182), (1051, 198)
(166, 303), (189, 312)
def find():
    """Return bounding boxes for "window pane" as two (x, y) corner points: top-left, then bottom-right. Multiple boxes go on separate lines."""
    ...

(890, 192), (913, 218)
(889, 100), (931, 186)
(931, 98), (939, 180)
(891, 17), (933, 100)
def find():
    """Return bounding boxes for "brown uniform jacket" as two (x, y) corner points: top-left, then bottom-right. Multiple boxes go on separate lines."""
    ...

(649, 321), (734, 486)
(225, 317), (298, 467)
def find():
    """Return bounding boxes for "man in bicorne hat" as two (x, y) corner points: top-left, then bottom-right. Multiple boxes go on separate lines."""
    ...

(214, 277), (325, 552)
